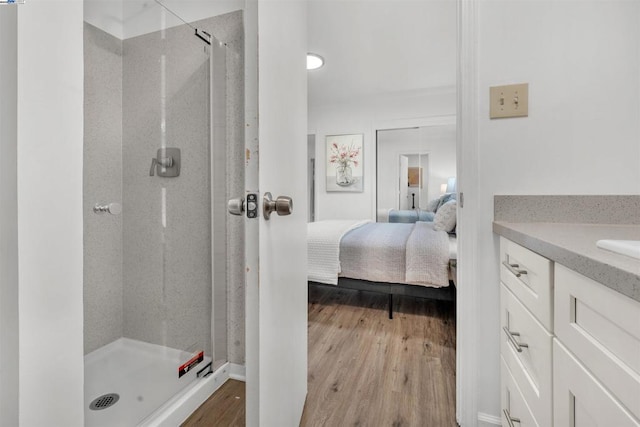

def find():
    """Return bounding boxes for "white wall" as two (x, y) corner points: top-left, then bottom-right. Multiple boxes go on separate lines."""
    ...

(474, 0), (640, 420)
(16, 1), (85, 425)
(309, 88), (456, 221)
(0, 6), (19, 426)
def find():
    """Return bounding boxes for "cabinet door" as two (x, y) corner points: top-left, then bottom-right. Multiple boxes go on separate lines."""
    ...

(555, 264), (640, 419)
(500, 238), (553, 330)
(501, 284), (553, 427)
(501, 356), (540, 427)
(553, 340), (640, 427)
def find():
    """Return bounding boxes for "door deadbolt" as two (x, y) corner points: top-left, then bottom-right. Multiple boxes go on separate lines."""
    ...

(263, 192), (293, 220)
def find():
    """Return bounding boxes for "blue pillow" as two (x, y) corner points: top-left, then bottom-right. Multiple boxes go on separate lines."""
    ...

(436, 192), (457, 211)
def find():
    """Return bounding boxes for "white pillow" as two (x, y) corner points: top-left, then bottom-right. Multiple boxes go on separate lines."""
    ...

(433, 200), (457, 232)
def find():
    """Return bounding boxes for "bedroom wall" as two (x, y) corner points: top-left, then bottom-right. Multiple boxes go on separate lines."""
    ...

(308, 88), (456, 221)
(474, 0), (640, 422)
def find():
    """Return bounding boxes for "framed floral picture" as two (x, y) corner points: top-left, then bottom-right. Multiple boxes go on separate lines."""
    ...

(326, 133), (364, 192)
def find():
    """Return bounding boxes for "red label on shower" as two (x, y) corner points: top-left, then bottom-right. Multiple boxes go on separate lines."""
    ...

(178, 351), (204, 378)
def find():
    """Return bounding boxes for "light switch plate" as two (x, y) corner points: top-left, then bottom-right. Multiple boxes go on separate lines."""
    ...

(490, 83), (528, 119)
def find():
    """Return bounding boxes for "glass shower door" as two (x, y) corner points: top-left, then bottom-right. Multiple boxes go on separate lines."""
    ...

(121, 16), (214, 385)
(83, 3), (234, 424)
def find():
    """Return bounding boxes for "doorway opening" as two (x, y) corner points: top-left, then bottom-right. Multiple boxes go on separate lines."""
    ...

(306, 0), (458, 424)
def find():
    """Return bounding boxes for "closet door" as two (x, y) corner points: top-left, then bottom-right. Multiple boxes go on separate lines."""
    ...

(399, 155), (409, 209)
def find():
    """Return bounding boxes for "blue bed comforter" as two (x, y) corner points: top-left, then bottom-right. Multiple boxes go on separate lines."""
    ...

(388, 209), (435, 223)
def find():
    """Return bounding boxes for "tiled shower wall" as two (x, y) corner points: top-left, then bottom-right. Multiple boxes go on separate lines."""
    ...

(84, 23), (124, 354)
(83, 12), (245, 365)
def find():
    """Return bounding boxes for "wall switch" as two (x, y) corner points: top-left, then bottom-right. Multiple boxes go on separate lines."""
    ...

(490, 83), (528, 119)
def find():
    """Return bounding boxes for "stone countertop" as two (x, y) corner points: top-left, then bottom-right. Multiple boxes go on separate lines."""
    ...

(493, 221), (640, 302)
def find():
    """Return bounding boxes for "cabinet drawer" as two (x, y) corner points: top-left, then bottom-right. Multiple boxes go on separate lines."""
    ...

(500, 237), (553, 330)
(501, 283), (553, 427)
(501, 356), (540, 427)
(555, 264), (640, 420)
(553, 339), (640, 426)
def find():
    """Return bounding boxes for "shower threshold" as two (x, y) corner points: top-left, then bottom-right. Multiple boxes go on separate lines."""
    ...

(84, 338), (218, 427)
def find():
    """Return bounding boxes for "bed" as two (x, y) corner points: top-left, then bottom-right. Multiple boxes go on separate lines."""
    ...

(387, 209), (435, 223)
(308, 220), (457, 318)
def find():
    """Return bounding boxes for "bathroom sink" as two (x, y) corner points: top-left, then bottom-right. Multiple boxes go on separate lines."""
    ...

(596, 240), (640, 260)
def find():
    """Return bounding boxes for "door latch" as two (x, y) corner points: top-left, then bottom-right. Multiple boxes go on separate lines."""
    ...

(228, 193), (259, 218)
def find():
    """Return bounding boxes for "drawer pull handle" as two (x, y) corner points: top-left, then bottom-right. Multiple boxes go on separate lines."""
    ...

(503, 409), (521, 426)
(503, 326), (528, 352)
(502, 261), (528, 278)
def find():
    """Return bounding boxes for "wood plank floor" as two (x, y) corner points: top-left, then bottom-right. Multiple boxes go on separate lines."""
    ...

(183, 285), (456, 426)
(300, 286), (456, 427)
(181, 379), (245, 427)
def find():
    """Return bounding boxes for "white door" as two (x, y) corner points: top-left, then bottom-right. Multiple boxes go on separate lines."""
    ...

(244, 1), (308, 426)
(399, 155), (409, 209)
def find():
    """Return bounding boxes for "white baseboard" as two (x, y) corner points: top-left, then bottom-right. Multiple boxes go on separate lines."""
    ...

(477, 412), (501, 426)
(229, 363), (246, 381)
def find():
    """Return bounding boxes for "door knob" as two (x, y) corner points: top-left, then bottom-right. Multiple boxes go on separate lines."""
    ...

(263, 192), (293, 220)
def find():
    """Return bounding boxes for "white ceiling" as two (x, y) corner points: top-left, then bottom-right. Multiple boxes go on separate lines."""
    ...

(308, 0), (457, 108)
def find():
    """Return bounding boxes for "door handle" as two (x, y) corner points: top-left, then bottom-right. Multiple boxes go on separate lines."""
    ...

(502, 261), (528, 278)
(503, 409), (521, 427)
(263, 192), (293, 220)
(503, 326), (528, 353)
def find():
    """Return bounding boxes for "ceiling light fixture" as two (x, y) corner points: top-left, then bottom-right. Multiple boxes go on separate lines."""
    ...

(307, 53), (324, 70)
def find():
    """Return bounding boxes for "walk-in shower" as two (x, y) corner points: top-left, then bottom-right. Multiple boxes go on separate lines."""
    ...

(83, 3), (244, 425)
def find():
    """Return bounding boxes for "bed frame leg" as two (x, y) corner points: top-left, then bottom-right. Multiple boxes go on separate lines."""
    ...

(388, 294), (393, 319)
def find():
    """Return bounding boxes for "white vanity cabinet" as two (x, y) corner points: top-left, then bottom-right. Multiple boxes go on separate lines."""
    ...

(553, 264), (640, 426)
(499, 237), (640, 427)
(500, 237), (553, 427)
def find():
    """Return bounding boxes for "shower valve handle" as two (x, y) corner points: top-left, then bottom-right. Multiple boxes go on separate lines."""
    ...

(149, 148), (180, 177)
(149, 156), (174, 176)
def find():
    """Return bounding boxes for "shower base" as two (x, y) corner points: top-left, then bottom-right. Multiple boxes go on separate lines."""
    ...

(85, 338), (229, 427)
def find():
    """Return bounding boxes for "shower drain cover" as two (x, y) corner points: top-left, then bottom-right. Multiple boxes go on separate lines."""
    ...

(89, 393), (120, 410)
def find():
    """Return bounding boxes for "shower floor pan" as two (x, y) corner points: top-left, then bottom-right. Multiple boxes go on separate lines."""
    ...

(84, 338), (212, 427)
